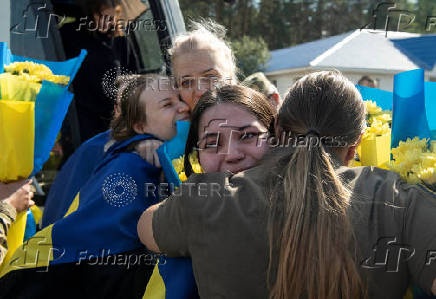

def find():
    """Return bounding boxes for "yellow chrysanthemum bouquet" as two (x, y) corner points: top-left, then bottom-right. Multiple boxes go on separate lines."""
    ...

(356, 100), (392, 167)
(0, 60), (71, 181)
(0, 42), (85, 182)
(0, 42), (86, 265)
(389, 138), (436, 187)
(386, 69), (436, 191)
(0, 61), (70, 102)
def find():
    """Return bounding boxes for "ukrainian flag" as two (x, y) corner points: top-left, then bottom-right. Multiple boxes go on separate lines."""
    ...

(356, 84), (393, 111)
(391, 69), (432, 148)
(0, 41), (86, 266)
(143, 121), (199, 299)
(0, 41), (86, 181)
(42, 130), (112, 227)
(0, 134), (163, 298)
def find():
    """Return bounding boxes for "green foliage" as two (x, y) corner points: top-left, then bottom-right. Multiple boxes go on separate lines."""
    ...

(231, 35), (270, 80)
(177, 0), (435, 70)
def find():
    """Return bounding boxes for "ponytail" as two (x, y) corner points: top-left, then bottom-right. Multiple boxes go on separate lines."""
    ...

(268, 71), (367, 299)
(268, 143), (363, 299)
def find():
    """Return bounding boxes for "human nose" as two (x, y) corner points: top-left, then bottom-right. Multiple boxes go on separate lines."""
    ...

(177, 99), (189, 113)
(193, 79), (208, 99)
(223, 139), (244, 163)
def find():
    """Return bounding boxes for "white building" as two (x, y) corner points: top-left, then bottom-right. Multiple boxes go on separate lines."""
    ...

(265, 29), (436, 96)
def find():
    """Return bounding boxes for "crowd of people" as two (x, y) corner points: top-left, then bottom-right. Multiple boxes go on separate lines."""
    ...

(1, 2), (436, 298)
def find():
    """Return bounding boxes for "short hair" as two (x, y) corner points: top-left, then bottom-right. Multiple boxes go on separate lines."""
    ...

(357, 75), (376, 88)
(242, 72), (278, 97)
(169, 19), (238, 83)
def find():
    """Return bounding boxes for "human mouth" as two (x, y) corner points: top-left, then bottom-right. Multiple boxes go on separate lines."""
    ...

(227, 167), (247, 174)
(178, 115), (190, 122)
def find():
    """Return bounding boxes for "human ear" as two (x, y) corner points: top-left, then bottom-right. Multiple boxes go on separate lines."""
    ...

(344, 133), (363, 166)
(133, 122), (146, 135)
(269, 93), (281, 109)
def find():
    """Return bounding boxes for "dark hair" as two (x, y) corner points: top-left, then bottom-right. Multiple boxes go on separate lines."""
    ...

(268, 71), (366, 299)
(110, 74), (161, 141)
(357, 75), (376, 87)
(183, 84), (276, 176)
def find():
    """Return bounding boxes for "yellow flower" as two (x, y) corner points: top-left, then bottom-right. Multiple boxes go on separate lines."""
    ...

(389, 137), (436, 187)
(179, 172), (188, 182)
(4, 61), (70, 85)
(189, 151), (203, 174)
(431, 141), (436, 153)
(421, 153), (436, 168)
(369, 112), (391, 125)
(364, 100), (382, 115)
(407, 173), (421, 184)
(361, 101), (391, 141)
(171, 156), (185, 175)
(418, 167), (436, 185)
(362, 119), (390, 140)
(171, 152), (204, 182)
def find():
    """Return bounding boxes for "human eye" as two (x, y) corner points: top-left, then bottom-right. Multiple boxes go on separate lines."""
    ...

(199, 134), (221, 151)
(205, 73), (218, 80)
(205, 138), (218, 149)
(240, 131), (259, 141)
(181, 78), (193, 89)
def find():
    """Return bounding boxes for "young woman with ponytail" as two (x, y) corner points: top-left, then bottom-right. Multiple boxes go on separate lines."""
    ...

(138, 71), (436, 299)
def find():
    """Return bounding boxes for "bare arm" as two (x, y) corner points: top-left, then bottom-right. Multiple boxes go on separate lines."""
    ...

(137, 202), (164, 253)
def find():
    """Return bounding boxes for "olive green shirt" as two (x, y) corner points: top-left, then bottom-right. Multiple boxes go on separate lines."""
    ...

(153, 164), (436, 299)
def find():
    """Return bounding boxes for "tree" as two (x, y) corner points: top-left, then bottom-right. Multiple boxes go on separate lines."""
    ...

(177, 0), (430, 61)
(231, 35), (270, 80)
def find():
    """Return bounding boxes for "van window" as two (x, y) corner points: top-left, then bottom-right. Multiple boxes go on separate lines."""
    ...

(132, 1), (165, 73)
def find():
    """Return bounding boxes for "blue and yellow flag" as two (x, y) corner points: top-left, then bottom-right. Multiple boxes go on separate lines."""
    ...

(391, 69), (433, 148)
(42, 130), (112, 228)
(356, 84), (393, 111)
(146, 121), (199, 299)
(0, 134), (163, 298)
(0, 41), (86, 265)
(0, 41), (86, 181)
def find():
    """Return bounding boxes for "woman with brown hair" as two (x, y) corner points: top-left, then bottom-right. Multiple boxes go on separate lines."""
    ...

(142, 84), (275, 298)
(0, 75), (190, 297)
(138, 71), (436, 298)
(183, 84), (275, 177)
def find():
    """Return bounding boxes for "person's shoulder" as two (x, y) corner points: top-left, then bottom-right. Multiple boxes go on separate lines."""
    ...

(340, 166), (436, 207)
(186, 166), (269, 192)
(112, 151), (160, 173)
(338, 166), (401, 189)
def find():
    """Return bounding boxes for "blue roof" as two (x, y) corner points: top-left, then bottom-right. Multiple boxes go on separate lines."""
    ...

(391, 35), (436, 70)
(265, 31), (353, 73)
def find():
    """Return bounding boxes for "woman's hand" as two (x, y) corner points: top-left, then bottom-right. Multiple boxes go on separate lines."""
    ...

(135, 140), (163, 168)
(1, 180), (35, 213)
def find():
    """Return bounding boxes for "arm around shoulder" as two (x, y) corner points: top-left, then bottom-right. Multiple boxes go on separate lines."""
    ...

(137, 202), (162, 253)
